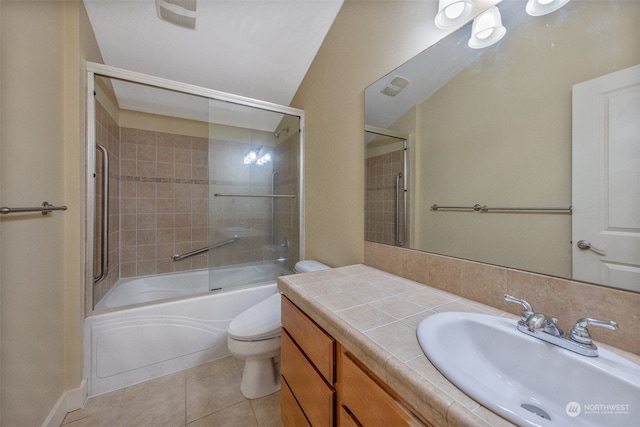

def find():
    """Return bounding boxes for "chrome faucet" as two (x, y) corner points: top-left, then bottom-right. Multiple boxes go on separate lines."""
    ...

(503, 294), (618, 357)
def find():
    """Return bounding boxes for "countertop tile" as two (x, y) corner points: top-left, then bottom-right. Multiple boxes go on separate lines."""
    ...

(278, 264), (640, 426)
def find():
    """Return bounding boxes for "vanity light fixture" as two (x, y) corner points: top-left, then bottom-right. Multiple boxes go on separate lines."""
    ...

(243, 147), (260, 165)
(243, 147), (272, 166)
(256, 152), (272, 166)
(434, 0), (474, 29)
(525, 0), (570, 16)
(468, 6), (506, 49)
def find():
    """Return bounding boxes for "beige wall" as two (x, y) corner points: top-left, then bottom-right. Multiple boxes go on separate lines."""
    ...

(1, 1), (99, 424)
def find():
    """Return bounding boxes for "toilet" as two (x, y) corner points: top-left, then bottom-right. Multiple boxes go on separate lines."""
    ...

(227, 260), (330, 399)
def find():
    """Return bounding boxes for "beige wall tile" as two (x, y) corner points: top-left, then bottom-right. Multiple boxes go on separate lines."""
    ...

(364, 242), (639, 355)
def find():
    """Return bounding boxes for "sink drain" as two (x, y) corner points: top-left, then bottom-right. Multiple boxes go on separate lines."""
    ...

(521, 404), (551, 421)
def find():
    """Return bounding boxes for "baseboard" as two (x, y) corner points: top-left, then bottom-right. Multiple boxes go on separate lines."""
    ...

(41, 379), (88, 427)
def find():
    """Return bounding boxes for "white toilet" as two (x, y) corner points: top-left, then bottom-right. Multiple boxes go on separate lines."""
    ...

(227, 260), (330, 399)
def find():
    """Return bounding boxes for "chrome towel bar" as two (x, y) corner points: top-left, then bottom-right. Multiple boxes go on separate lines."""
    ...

(431, 204), (572, 214)
(0, 201), (67, 215)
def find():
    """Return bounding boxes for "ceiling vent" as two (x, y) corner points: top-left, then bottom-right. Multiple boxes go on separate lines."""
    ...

(156, 0), (197, 29)
(381, 76), (410, 97)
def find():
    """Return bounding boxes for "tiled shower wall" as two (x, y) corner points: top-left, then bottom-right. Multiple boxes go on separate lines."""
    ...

(365, 149), (406, 246)
(118, 128), (209, 278)
(93, 102), (120, 306)
(93, 101), (210, 306)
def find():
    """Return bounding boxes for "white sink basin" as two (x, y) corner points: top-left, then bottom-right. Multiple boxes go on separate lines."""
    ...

(416, 312), (640, 427)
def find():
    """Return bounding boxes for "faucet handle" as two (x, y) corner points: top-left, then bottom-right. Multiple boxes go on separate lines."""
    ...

(504, 294), (535, 323)
(570, 318), (619, 345)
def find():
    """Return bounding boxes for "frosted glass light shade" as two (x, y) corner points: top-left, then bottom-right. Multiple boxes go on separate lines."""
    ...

(468, 6), (506, 49)
(526, 0), (570, 16)
(434, 0), (474, 29)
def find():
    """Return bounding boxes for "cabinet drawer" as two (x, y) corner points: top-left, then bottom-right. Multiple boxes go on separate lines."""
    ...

(281, 296), (335, 383)
(281, 377), (311, 427)
(281, 330), (335, 427)
(338, 405), (362, 427)
(339, 350), (426, 427)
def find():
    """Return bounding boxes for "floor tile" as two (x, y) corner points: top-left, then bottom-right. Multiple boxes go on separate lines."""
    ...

(63, 356), (283, 427)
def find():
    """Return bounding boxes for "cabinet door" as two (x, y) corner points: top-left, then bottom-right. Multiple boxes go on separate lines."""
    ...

(281, 296), (335, 383)
(339, 349), (427, 427)
(281, 330), (335, 427)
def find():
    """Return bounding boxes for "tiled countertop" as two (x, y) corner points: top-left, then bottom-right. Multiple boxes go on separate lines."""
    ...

(277, 264), (640, 427)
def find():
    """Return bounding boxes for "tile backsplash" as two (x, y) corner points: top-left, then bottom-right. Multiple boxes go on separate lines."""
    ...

(364, 241), (639, 355)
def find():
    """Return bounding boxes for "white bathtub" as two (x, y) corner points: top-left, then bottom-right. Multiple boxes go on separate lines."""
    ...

(96, 261), (291, 310)
(85, 267), (287, 396)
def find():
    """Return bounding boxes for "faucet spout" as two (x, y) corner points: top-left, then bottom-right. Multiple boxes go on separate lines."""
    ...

(525, 313), (562, 336)
(503, 295), (618, 357)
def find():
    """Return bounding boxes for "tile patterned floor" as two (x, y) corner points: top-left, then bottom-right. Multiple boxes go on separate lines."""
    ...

(62, 356), (283, 427)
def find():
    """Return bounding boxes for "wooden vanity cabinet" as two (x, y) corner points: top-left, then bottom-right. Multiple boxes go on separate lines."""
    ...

(337, 348), (430, 427)
(281, 295), (429, 427)
(281, 296), (336, 427)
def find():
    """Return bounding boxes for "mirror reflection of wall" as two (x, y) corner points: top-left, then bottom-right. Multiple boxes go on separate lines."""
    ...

(365, 0), (640, 290)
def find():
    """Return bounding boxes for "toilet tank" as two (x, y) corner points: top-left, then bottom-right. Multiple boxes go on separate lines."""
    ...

(293, 260), (331, 273)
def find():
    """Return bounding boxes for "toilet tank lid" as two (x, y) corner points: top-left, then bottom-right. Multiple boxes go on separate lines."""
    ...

(293, 260), (331, 273)
(228, 293), (282, 340)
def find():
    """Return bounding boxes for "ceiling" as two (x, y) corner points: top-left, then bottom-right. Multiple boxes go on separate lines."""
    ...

(83, 0), (344, 131)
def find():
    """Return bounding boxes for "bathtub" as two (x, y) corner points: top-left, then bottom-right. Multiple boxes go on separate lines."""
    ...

(96, 261), (291, 310)
(84, 264), (290, 396)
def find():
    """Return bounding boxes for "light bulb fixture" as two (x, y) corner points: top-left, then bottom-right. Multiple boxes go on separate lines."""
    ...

(468, 6), (506, 49)
(243, 148), (260, 165)
(256, 152), (272, 166)
(526, 0), (570, 16)
(243, 146), (272, 166)
(434, 0), (474, 29)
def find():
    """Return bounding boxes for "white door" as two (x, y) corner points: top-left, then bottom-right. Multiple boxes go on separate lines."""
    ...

(572, 64), (640, 292)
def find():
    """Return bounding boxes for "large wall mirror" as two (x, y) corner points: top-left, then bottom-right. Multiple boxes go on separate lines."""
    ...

(365, 0), (639, 292)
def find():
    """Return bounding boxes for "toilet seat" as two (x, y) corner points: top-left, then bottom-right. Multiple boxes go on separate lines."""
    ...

(228, 293), (281, 341)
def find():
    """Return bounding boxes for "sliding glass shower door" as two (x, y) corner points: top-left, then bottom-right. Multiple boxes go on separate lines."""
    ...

(207, 100), (301, 291)
(88, 63), (304, 310)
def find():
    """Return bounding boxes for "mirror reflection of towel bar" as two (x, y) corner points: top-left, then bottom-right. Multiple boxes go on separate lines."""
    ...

(431, 204), (572, 214)
(0, 201), (67, 215)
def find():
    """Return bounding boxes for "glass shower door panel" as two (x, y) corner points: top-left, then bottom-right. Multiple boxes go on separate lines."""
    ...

(208, 99), (300, 291)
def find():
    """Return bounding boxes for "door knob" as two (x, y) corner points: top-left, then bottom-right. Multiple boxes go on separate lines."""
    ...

(576, 240), (606, 255)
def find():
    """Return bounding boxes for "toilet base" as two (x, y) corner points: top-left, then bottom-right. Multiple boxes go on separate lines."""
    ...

(240, 356), (281, 399)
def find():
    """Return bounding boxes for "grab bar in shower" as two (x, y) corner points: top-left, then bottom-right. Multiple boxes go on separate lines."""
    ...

(396, 172), (404, 247)
(214, 193), (296, 198)
(0, 201), (67, 215)
(93, 144), (109, 284)
(172, 236), (240, 262)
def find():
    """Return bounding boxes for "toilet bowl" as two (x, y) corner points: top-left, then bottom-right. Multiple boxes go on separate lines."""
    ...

(227, 260), (330, 399)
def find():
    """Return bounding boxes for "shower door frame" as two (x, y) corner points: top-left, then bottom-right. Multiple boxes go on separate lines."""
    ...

(85, 62), (306, 315)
